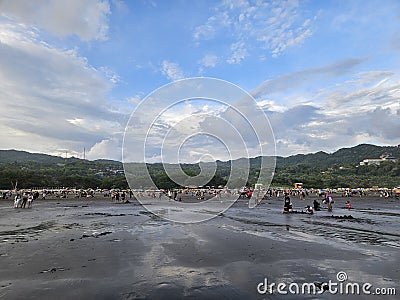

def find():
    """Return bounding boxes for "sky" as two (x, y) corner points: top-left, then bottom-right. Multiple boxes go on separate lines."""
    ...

(0, 0), (399, 162)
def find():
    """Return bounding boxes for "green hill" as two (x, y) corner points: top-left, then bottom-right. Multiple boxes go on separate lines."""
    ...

(0, 144), (399, 189)
(0, 150), (66, 164)
(277, 144), (400, 166)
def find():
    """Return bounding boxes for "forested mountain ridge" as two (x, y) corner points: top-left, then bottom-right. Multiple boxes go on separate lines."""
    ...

(0, 144), (399, 189)
(277, 144), (400, 166)
(0, 150), (66, 164)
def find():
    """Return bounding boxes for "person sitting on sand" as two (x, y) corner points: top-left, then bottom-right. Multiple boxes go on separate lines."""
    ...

(305, 205), (313, 214)
(313, 199), (321, 211)
(346, 200), (352, 209)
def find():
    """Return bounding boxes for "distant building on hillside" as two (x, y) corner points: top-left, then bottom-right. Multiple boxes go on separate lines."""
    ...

(359, 153), (397, 166)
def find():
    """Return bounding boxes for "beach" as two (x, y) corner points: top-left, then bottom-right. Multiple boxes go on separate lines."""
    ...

(0, 195), (399, 299)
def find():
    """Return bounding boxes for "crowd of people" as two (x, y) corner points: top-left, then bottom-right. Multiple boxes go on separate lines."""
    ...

(2, 185), (398, 211)
(281, 191), (357, 214)
(110, 190), (134, 203)
(13, 190), (40, 209)
(282, 191), (345, 214)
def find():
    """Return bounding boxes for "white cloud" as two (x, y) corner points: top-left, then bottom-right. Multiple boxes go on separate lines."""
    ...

(127, 95), (143, 105)
(193, 11), (231, 41)
(251, 57), (367, 99)
(122, 79), (275, 164)
(198, 54), (219, 75)
(0, 0), (110, 41)
(256, 66), (400, 156)
(193, 0), (316, 63)
(199, 54), (218, 68)
(99, 66), (121, 84)
(345, 71), (394, 86)
(123, 61), (400, 161)
(226, 41), (248, 64)
(0, 21), (126, 159)
(86, 137), (122, 161)
(161, 60), (185, 81)
(193, 21), (216, 42)
(257, 100), (287, 113)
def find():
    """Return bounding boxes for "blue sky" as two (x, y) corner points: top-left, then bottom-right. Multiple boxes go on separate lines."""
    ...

(0, 0), (399, 161)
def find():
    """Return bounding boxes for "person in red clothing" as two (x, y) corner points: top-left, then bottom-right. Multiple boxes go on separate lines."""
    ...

(246, 190), (253, 198)
(346, 200), (352, 209)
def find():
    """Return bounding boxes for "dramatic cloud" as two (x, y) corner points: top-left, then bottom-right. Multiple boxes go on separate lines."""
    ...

(255, 65), (400, 156)
(0, 1), (399, 162)
(0, 21), (126, 158)
(122, 79), (275, 164)
(0, 0), (110, 41)
(86, 136), (122, 161)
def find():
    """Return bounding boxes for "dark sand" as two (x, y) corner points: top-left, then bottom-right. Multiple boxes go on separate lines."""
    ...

(0, 195), (399, 299)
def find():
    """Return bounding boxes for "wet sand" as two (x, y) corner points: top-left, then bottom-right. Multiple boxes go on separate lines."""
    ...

(0, 195), (399, 299)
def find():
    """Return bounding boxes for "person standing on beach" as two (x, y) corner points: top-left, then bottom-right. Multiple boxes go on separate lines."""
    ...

(21, 191), (28, 208)
(14, 192), (21, 208)
(27, 193), (33, 208)
(326, 193), (334, 212)
(283, 194), (292, 213)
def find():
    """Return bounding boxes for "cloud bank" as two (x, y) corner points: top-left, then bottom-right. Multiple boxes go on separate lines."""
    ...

(0, 0), (110, 41)
(0, 4), (125, 161)
(254, 63), (400, 156)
